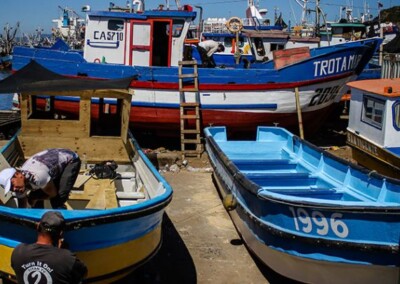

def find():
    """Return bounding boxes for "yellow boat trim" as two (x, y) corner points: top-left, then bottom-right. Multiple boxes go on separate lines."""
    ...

(80, 225), (162, 279)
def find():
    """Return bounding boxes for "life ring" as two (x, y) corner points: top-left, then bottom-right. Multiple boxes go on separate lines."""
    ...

(94, 58), (101, 63)
(226, 17), (243, 33)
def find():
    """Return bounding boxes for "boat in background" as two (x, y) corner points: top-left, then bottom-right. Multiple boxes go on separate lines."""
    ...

(0, 22), (20, 70)
(205, 125), (400, 284)
(0, 61), (172, 283)
(11, 2), (382, 139)
(51, 6), (86, 49)
(346, 78), (400, 179)
(198, 0), (286, 64)
(196, 1), (383, 76)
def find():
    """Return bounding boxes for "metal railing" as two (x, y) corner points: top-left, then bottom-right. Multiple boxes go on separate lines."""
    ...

(381, 53), (400, 79)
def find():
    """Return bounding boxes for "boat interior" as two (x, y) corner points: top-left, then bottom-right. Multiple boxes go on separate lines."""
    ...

(0, 88), (155, 210)
(212, 127), (399, 204)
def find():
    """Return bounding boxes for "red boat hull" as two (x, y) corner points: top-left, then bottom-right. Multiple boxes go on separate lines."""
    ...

(35, 98), (336, 139)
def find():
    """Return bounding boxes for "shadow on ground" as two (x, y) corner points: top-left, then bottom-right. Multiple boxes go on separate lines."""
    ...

(115, 214), (196, 284)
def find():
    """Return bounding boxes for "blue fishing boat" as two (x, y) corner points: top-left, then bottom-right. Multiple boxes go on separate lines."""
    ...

(347, 78), (400, 179)
(204, 125), (400, 284)
(0, 61), (172, 283)
(11, 2), (382, 138)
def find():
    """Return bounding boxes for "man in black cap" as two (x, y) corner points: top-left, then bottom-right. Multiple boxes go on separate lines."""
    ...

(11, 211), (88, 284)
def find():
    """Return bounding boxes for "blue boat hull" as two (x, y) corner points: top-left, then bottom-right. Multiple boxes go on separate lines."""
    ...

(12, 39), (380, 85)
(204, 126), (400, 283)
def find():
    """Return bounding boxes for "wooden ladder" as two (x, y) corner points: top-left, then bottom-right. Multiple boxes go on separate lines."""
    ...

(178, 60), (202, 159)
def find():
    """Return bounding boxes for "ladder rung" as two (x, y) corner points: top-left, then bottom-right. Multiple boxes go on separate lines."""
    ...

(182, 139), (201, 144)
(181, 115), (198, 119)
(179, 60), (198, 65)
(180, 102), (199, 107)
(181, 129), (200, 134)
(179, 74), (198, 79)
(180, 88), (198, 92)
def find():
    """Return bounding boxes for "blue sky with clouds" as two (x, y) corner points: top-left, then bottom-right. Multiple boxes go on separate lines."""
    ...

(0, 0), (395, 34)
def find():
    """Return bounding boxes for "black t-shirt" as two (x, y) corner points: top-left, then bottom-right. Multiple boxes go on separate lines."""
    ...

(11, 243), (87, 284)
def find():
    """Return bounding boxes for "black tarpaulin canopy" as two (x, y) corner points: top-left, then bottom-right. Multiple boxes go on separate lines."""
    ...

(0, 60), (135, 93)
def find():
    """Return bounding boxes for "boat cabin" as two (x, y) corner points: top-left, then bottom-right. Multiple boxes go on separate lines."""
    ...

(320, 22), (367, 45)
(82, 7), (196, 67)
(347, 79), (400, 149)
(346, 78), (400, 177)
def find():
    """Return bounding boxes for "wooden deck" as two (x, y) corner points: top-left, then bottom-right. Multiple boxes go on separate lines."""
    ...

(68, 174), (118, 209)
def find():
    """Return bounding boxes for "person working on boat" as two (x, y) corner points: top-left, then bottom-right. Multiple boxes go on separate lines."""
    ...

(0, 148), (81, 209)
(198, 40), (225, 68)
(11, 211), (88, 283)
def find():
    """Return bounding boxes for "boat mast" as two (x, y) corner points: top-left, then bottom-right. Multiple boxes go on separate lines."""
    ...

(132, 0), (144, 12)
(295, 0), (309, 26)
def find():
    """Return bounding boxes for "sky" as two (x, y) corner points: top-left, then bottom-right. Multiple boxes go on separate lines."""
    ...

(0, 0), (397, 35)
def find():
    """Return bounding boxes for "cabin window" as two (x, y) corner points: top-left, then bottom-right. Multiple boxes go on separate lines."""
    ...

(90, 97), (122, 136)
(166, 19), (184, 37)
(270, 43), (285, 51)
(108, 20), (124, 31)
(393, 102), (400, 130)
(27, 95), (80, 121)
(362, 95), (384, 128)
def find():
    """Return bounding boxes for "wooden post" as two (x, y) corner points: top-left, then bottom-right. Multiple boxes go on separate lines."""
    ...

(295, 87), (304, 139)
(379, 26), (383, 66)
(235, 31), (240, 64)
